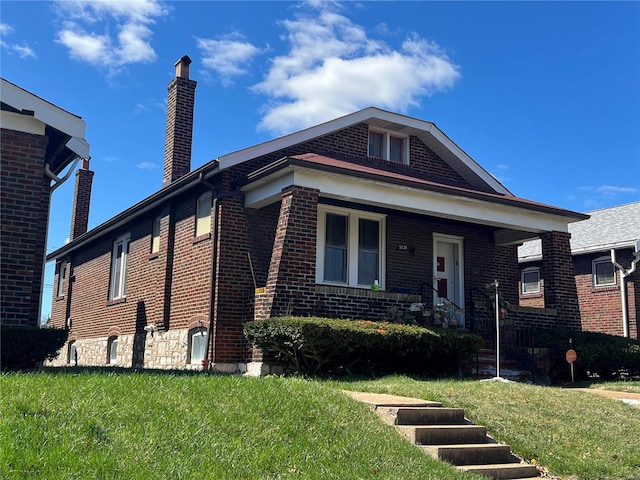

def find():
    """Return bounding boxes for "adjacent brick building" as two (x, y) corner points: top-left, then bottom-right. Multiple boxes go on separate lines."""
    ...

(1, 78), (90, 328)
(46, 56), (588, 372)
(519, 202), (640, 339)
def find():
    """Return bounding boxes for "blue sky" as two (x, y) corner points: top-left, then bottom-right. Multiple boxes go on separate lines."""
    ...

(1, 1), (639, 320)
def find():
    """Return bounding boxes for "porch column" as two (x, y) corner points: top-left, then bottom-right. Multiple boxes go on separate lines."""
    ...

(541, 231), (581, 329)
(255, 185), (319, 321)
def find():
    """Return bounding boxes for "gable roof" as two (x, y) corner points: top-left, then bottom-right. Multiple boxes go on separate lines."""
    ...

(518, 201), (640, 261)
(217, 107), (512, 196)
(1, 77), (90, 173)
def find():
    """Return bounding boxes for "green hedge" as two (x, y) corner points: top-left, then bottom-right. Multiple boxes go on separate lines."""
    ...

(535, 328), (640, 381)
(244, 316), (482, 376)
(1, 326), (68, 371)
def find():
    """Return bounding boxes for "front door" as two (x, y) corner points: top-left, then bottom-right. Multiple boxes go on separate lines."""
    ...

(433, 234), (465, 327)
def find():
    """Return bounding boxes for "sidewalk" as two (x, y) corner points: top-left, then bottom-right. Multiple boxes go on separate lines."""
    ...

(573, 388), (640, 408)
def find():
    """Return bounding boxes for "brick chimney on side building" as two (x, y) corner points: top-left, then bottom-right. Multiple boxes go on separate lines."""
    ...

(69, 158), (94, 240)
(163, 55), (197, 187)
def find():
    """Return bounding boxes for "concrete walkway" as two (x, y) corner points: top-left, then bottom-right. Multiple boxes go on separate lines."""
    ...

(572, 388), (640, 408)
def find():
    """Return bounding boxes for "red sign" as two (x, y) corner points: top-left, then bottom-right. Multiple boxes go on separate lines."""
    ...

(566, 349), (577, 364)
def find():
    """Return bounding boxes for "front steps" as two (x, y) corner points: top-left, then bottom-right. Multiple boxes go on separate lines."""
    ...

(345, 391), (540, 480)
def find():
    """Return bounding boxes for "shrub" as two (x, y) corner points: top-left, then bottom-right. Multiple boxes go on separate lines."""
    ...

(535, 328), (640, 381)
(1, 326), (68, 371)
(244, 316), (482, 376)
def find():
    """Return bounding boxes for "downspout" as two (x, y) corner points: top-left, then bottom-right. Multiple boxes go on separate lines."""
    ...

(611, 244), (640, 338)
(40, 157), (82, 326)
(199, 172), (240, 369)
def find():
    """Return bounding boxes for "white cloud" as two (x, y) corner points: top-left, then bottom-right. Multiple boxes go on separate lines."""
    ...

(0, 23), (36, 59)
(595, 185), (638, 196)
(136, 161), (159, 170)
(573, 184), (638, 209)
(197, 33), (261, 85)
(54, 0), (168, 74)
(253, 4), (461, 135)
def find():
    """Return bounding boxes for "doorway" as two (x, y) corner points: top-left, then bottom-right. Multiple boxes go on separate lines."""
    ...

(433, 234), (465, 327)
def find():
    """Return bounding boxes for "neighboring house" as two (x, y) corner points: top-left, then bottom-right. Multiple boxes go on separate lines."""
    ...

(1, 78), (90, 328)
(46, 56), (588, 373)
(519, 202), (640, 339)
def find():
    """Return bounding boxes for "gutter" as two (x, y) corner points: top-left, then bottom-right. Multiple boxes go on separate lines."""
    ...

(47, 160), (220, 261)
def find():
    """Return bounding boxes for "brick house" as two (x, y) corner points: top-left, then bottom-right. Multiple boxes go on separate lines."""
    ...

(46, 56), (588, 373)
(1, 78), (90, 328)
(519, 202), (640, 339)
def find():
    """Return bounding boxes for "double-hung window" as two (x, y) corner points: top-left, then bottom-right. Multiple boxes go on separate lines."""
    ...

(317, 206), (385, 288)
(592, 256), (616, 287)
(57, 261), (67, 297)
(151, 216), (161, 253)
(368, 128), (409, 164)
(109, 234), (130, 300)
(521, 267), (541, 294)
(196, 192), (212, 237)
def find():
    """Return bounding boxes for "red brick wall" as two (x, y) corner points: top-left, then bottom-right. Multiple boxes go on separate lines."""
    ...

(163, 76), (197, 186)
(574, 250), (638, 338)
(1, 128), (50, 327)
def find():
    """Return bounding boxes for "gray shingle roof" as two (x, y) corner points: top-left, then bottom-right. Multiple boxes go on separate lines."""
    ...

(518, 201), (640, 261)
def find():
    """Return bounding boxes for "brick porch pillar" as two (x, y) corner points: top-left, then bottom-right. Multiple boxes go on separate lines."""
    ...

(255, 185), (319, 322)
(541, 231), (581, 330)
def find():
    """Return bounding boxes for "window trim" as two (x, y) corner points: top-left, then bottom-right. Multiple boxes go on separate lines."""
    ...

(521, 267), (541, 294)
(368, 128), (409, 164)
(316, 205), (386, 289)
(57, 260), (67, 297)
(109, 233), (130, 301)
(592, 256), (616, 288)
(196, 192), (213, 237)
(188, 328), (208, 365)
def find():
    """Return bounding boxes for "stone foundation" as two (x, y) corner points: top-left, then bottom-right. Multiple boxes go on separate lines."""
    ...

(45, 328), (244, 373)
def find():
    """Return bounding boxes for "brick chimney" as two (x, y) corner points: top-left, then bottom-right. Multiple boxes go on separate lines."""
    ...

(69, 158), (94, 240)
(163, 55), (197, 187)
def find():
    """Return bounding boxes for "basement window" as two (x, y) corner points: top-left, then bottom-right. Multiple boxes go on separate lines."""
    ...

(107, 336), (118, 364)
(67, 341), (77, 365)
(188, 328), (207, 365)
(593, 256), (616, 287)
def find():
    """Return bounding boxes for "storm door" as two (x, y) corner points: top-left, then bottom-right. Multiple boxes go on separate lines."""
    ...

(433, 234), (465, 327)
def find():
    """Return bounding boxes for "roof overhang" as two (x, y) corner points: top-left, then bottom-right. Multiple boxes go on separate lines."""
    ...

(1, 78), (90, 173)
(240, 155), (587, 243)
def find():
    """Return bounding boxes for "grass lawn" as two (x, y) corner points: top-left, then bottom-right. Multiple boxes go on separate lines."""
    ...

(330, 375), (640, 480)
(2, 370), (639, 480)
(1, 370), (481, 480)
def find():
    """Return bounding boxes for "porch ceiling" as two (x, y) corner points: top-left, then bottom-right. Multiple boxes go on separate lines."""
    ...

(240, 154), (587, 242)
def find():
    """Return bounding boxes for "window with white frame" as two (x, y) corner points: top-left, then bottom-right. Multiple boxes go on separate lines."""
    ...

(68, 341), (77, 365)
(109, 234), (130, 300)
(593, 256), (616, 287)
(368, 128), (409, 164)
(151, 216), (160, 253)
(316, 206), (385, 288)
(196, 192), (212, 237)
(107, 336), (118, 364)
(57, 261), (67, 297)
(188, 329), (207, 364)
(521, 267), (541, 294)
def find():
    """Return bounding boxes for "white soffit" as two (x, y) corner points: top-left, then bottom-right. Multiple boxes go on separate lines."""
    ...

(243, 166), (571, 233)
(219, 107), (510, 195)
(1, 78), (88, 147)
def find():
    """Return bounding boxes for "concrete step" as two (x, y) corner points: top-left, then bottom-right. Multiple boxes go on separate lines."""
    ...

(421, 443), (516, 466)
(375, 406), (466, 426)
(458, 462), (539, 479)
(396, 424), (487, 445)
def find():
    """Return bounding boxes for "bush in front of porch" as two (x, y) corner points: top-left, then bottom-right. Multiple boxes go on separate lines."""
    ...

(244, 316), (482, 376)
